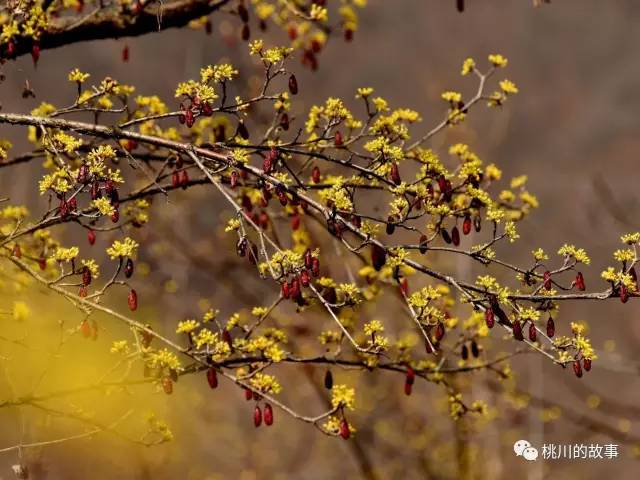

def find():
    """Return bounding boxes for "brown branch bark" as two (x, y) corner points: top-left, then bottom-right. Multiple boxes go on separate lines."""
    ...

(8, 0), (230, 58)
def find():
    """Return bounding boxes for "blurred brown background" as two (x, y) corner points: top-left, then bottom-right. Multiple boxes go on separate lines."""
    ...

(1, 0), (640, 479)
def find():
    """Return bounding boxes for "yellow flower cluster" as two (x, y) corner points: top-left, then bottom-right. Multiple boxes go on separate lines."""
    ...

(331, 384), (356, 410)
(106, 237), (139, 259)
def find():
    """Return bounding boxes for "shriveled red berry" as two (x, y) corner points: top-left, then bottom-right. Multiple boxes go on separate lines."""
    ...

(77, 163), (89, 184)
(575, 271), (585, 291)
(546, 317), (555, 337)
(12, 244), (21, 258)
(304, 248), (313, 269)
(461, 344), (469, 360)
(238, 3), (249, 22)
(435, 322), (445, 342)
(543, 271), (552, 290)
(80, 319), (91, 338)
(254, 405), (262, 427)
(462, 214), (472, 235)
(419, 235), (428, 254)
(31, 41), (40, 65)
(485, 307), (495, 328)
(311, 166), (321, 184)
(451, 226), (460, 246)
(583, 358), (592, 372)
(264, 403), (274, 426)
(128, 289), (138, 311)
(280, 112), (290, 130)
(390, 162), (401, 185)
(124, 258), (134, 278)
(441, 228), (452, 244)
(386, 217), (396, 235)
(324, 369), (333, 389)
(512, 320), (524, 341)
(172, 171), (180, 188)
(79, 285), (88, 298)
(371, 244), (386, 271)
(237, 121), (249, 139)
(620, 284), (629, 303)
(470, 340), (480, 358)
(334, 130), (343, 146)
(404, 381), (413, 396)
(223, 330), (233, 350)
(300, 269), (310, 287)
(573, 360), (583, 378)
(244, 388), (252, 401)
(207, 368), (218, 389)
(473, 215), (482, 232)
(180, 170), (189, 188)
(111, 208), (119, 223)
(162, 377), (173, 394)
(528, 323), (537, 342)
(290, 277), (300, 299)
(288, 74), (298, 95)
(311, 257), (320, 277)
(281, 281), (291, 299)
(399, 277), (408, 297)
(230, 170), (239, 189)
(339, 419), (350, 439)
(81, 266), (92, 286)
(241, 23), (251, 40)
(291, 213), (300, 230)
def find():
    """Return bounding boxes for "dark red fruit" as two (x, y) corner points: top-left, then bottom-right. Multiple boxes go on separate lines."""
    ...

(291, 213), (300, 230)
(304, 248), (313, 269)
(451, 226), (460, 246)
(81, 266), (92, 286)
(80, 319), (91, 338)
(289, 277), (300, 299)
(128, 289), (138, 311)
(241, 24), (250, 41)
(419, 235), (428, 254)
(12, 244), (21, 258)
(485, 307), (495, 328)
(371, 244), (386, 271)
(300, 269), (310, 287)
(88, 229), (96, 246)
(311, 166), (321, 183)
(390, 162), (401, 185)
(334, 130), (343, 146)
(583, 358), (592, 372)
(512, 320), (524, 341)
(575, 271), (585, 291)
(620, 284), (629, 303)
(77, 163), (89, 184)
(280, 112), (289, 130)
(546, 317), (555, 337)
(441, 228), (452, 244)
(237, 121), (249, 139)
(172, 171), (180, 188)
(473, 215), (482, 232)
(207, 368), (218, 389)
(111, 209), (120, 223)
(470, 340), (479, 358)
(180, 170), (189, 188)
(238, 3), (249, 22)
(31, 42), (40, 65)
(230, 170), (239, 189)
(543, 271), (552, 290)
(462, 214), (472, 235)
(404, 381), (413, 396)
(573, 360), (583, 378)
(124, 258), (134, 278)
(435, 322), (445, 342)
(461, 344), (469, 360)
(324, 370), (333, 389)
(528, 323), (537, 342)
(264, 403), (273, 426)
(288, 74), (298, 95)
(311, 257), (320, 277)
(339, 419), (350, 439)
(254, 405), (262, 427)
(244, 388), (252, 401)
(386, 219), (395, 235)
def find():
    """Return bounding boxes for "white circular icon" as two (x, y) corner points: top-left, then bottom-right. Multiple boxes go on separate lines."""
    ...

(523, 447), (539, 461)
(514, 440), (531, 456)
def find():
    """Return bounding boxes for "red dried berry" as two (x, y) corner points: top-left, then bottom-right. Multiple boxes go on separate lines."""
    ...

(344, 29), (354, 42)
(435, 322), (445, 342)
(386, 219), (395, 235)
(485, 308), (495, 328)
(457, 0), (465, 13)
(473, 215), (482, 232)
(441, 228), (452, 244)
(304, 248), (313, 269)
(543, 271), (552, 290)
(404, 381), (413, 396)
(371, 244), (387, 271)
(290, 277), (301, 299)
(619, 284), (629, 303)
(390, 162), (401, 185)
(171, 171), (180, 188)
(38, 257), (47, 271)
(334, 130), (343, 146)
(122, 45), (129, 62)
(419, 235), (428, 254)
(461, 344), (469, 360)
(288, 74), (298, 95)
(12, 244), (21, 258)
(162, 377), (173, 394)
(311, 257), (320, 277)
(264, 403), (274, 426)
(244, 388), (252, 401)
(291, 213), (300, 230)
(223, 330), (233, 350)
(300, 269), (310, 287)
(237, 121), (249, 139)
(81, 266), (92, 286)
(546, 317), (555, 338)
(462, 214), (472, 235)
(339, 419), (350, 440)
(399, 277), (409, 297)
(31, 42), (40, 66)
(575, 271), (585, 291)
(512, 320), (524, 341)
(79, 285), (88, 298)
(311, 166), (321, 184)
(207, 368), (218, 389)
(236, 238), (248, 257)
(128, 289), (138, 311)
(238, 4), (249, 22)
(573, 360), (583, 378)
(6, 40), (15, 57)
(451, 226), (460, 246)
(241, 23), (250, 41)
(180, 170), (189, 188)
(280, 112), (290, 131)
(528, 323), (537, 342)
(254, 405), (262, 427)
(288, 25), (298, 39)
(281, 281), (291, 299)
(124, 258), (134, 278)
(324, 369), (333, 390)
(470, 340), (480, 358)
(77, 163), (89, 184)
(583, 358), (592, 372)
(111, 208), (120, 223)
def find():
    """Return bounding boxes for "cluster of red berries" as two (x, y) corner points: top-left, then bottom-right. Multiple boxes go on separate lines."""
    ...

(178, 96), (213, 128)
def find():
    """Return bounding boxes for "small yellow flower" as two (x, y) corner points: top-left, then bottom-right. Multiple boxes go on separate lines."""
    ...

(488, 54), (508, 67)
